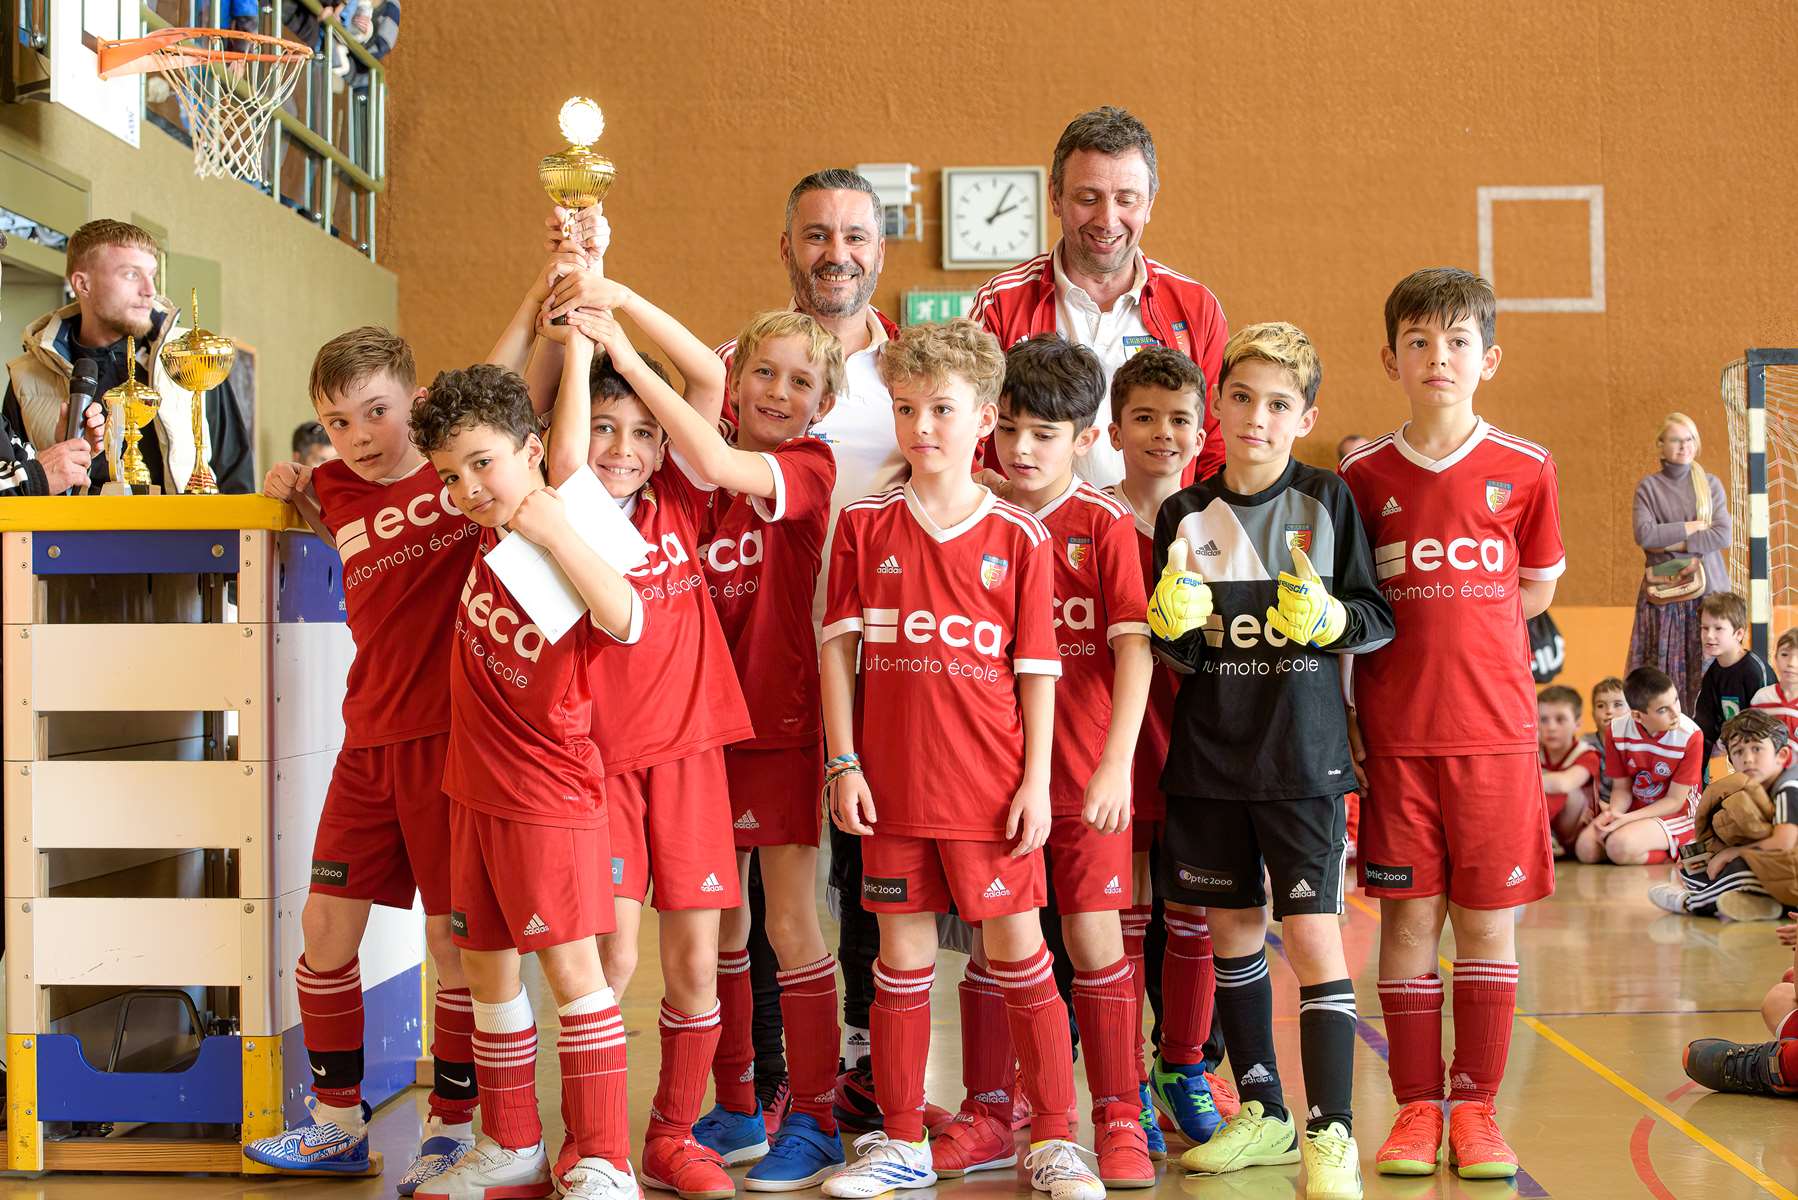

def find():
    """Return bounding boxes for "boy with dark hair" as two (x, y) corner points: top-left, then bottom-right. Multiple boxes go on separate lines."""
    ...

(1696, 591), (1773, 762)
(959, 333), (1154, 1187)
(248, 326), (484, 1191)
(408, 322), (643, 1200)
(820, 320), (1102, 1200)
(1152, 322), (1391, 1200)
(1339, 268), (1564, 1179)
(292, 419), (338, 467)
(1584, 666), (1705, 866)
(1102, 346), (1227, 1153)
(1538, 686), (1601, 853)
(1651, 708), (1797, 919)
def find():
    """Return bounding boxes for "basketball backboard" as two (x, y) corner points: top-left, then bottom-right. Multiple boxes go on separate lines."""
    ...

(48, 0), (141, 147)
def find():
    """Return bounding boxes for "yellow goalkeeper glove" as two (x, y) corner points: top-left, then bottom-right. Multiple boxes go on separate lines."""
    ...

(1147, 538), (1213, 640)
(1265, 545), (1347, 646)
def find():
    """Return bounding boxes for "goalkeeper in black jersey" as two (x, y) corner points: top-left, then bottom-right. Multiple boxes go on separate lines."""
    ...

(1145, 323), (1392, 1200)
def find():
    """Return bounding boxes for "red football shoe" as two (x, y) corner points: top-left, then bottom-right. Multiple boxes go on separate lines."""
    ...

(1096, 1113), (1155, 1188)
(1205, 1072), (1240, 1122)
(930, 1112), (1017, 1178)
(1447, 1102), (1517, 1180)
(642, 1135), (735, 1200)
(1374, 1101), (1443, 1177)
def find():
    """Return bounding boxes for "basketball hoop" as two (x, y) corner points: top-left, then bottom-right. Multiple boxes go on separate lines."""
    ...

(95, 27), (311, 183)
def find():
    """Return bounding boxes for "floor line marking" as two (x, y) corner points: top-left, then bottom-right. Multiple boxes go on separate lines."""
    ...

(1341, 891), (1798, 1200)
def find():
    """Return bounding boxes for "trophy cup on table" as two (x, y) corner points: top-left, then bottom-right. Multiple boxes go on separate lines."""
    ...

(159, 289), (236, 495)
(540, 97), (615, 323)
(100, 336), (162, 495)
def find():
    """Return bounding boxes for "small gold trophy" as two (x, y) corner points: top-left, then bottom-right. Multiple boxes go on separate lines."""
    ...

(539, 96), (615, 250)
(101, 336), (162, 495)
(159, 289), (235, 495)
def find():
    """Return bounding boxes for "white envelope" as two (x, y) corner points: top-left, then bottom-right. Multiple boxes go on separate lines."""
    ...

(483, 466), (653, 644)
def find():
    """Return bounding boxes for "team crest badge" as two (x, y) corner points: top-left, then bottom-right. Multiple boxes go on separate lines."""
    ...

(980, 553), (1009, 589)
(1066, 536), (1092, 569)
(1284, 524), (1313, 555)
(1485, 480), (1513, 513)
(1122, 334), (1161, 358)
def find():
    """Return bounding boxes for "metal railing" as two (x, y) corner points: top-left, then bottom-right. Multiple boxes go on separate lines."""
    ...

(137, 1), (387, 259)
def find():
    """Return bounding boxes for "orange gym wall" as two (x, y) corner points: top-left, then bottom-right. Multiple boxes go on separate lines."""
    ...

(382, 0), (1798, 628)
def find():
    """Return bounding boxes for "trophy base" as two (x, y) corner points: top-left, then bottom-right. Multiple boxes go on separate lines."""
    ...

(99, 482), (163, 496)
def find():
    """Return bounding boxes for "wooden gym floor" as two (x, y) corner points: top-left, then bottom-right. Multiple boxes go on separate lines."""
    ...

(6, 861), (1796, 1200)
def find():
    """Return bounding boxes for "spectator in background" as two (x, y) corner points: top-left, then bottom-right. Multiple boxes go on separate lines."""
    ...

(1630, 412), (1732, 709)
(292, 420), (337, 468)
(342, 1), (399, 90)
(1336, 433), (1369, 464)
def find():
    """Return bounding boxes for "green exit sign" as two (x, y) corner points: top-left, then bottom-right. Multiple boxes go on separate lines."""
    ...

(904, 290), (976, 325)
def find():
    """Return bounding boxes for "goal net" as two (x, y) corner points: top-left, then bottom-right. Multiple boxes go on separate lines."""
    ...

(1723, 350), (1798, 656)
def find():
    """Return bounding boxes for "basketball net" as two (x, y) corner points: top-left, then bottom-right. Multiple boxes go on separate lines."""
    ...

(98, 28), (310, 184)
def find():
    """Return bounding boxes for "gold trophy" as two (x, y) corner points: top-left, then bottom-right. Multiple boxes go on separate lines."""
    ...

(539, 96), (615, 252)
(159, 289), (235, 495)
(101, 336), (162, 495)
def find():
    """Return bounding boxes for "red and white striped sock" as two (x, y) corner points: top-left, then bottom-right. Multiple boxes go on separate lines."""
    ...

(1448, 960), (1519, 1104)
(871, 960), (934, 1144)
(990, 946), (1075, 1142)
(1159, 911), (1215, 1066)
(472, 987), (541, 1151)
(1378, 973), (1445, 1105)
(958, 965), (1014, 1119)
(428, 986), (477, 1126)
(1073, 957), (1141, 1124)
(1120, 907), (1152, 1086)
(777, 955), (841, 1132)
(712, 949), (757, 1114)
(296, 954), (363, 1110)
(647, 1001), (721, 1143)
(557, 989), (630, 1171)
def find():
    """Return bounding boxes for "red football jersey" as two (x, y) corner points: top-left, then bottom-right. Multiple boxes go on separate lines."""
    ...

(1038, 480), (1149, 816)
(822, 485), (1061, 839)
(591, 461), (754, 775)
(1603, 713), (1703, 811)
(1751, 683), (1798, 739)
(311, 458), (482, 748)
(1107, 486), (1177, 821)
(699, 438), (836, 748)
(444, 526), (641, 828)
(1340, 420), (1565, 755)
(1539, 739), (1601, 813)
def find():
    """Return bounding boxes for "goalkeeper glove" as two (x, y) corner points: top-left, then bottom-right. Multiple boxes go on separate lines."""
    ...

(1265, 545), (1347, 646)
(1147, 538), (1214, 640)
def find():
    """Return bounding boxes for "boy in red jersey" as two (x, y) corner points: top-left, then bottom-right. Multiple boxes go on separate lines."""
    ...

(1751, 628), (1798, 740)
(1338, 268), (1564, 1180)
(952, 334), (1152, 1188)
(529, 269), (756, 1199)
(409, 323), (643, 1200)
(818, 319), (1104, 1200)
(1583, 666), (1704, 865)
(246, 327), (486, 1190)
(1102, 348), (1233, 1148)
(1537, 685), (1601, 853)
(561, 301), (850, 1190)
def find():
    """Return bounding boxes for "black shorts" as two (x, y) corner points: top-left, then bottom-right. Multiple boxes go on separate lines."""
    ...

(1160, 793), (1348, 920)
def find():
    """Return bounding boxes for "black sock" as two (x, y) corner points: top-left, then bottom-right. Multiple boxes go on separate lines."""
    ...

(1298, 979), (1357, 1133)
(1214, 950), (1284, 1120)
(432, 1055), (477, 1110)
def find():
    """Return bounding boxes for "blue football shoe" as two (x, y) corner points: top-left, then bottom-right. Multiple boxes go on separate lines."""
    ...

(1150, 1055), (1223, 1145)
(692, 1100), (770, 1165)
(744, 1111), (845, 1191)
(243, 1095), (372, 1173)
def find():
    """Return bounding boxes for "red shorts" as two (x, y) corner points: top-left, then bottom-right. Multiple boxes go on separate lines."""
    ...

(310, 734), (453, 914)
(449, 804), (614, 952)
(1358, 752), (1554, 909)
(1132, 818), (1164, 854)
(608, 748), (741, 910)
(1046, 815), (1132, 914)
(724, 742), (824, 849)
(861, 832), (1045, 921)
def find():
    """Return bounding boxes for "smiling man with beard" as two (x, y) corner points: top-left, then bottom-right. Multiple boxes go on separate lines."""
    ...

(973, 107), (1227, 488)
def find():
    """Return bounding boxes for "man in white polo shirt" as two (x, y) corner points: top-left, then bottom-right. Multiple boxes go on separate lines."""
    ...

(973, 106), (1228, 486)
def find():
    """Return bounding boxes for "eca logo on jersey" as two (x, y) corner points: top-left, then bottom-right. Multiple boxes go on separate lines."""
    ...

(699, 529), (764, 601)
(459, 572), (546, 673)
(1374, 535), (1508, 602)
(337, 485), (472, 585)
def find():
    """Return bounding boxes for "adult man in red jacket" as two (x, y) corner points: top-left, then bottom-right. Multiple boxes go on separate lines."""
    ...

(972, 107), (1226, 486)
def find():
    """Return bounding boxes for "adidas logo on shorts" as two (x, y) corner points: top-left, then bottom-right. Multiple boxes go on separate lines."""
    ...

(1505, 865), (1527, 887)
(1382, 496), (1403, 516)
(983, 877), (1011, 899)
(1195, 539), (1220, 556)
(1103, 876), (1122, 895)
(738, 1065), (755, 1083)
(522, 913), (549, 937)
(734, 810), (760, 830)
(1289, 878), (1317, 900)
(1239, 1063), (1273, 1084)
(878, 555), (902, 575)
(701, 873), (725, 893)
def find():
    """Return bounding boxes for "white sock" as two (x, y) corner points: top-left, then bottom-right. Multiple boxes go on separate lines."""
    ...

(314, 1098), (367, 1139)
(557, 986), (617, 1018)
(472, 986), (534, 1035)
(843, 1025), (870, 1067)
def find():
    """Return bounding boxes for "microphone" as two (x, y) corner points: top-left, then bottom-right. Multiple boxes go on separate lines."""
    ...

(64, 358), (102, 496)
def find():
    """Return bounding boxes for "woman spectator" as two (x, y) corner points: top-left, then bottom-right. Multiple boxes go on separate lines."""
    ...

(1629, 412), (1732, 708)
